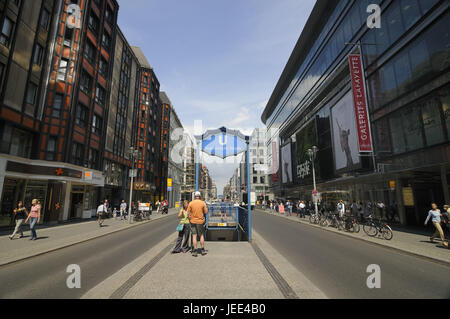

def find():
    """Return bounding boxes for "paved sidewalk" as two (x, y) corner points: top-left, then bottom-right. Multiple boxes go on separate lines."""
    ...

(82, 232), (326, 299)
(0, 209), (178, 266)
(257, 209), (450, 265)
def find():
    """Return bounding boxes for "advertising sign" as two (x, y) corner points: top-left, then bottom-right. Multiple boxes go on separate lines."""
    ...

(348, 54), (373, 152)
(167, 178), (173, 187)
(271, 141), (279, 183)
(281, 143), (293, 184)
(294, 120), (317, 185)
(331, 91), (361, 171)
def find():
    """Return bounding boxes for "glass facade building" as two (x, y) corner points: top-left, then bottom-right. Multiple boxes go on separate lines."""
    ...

(262, 0), (450, 226)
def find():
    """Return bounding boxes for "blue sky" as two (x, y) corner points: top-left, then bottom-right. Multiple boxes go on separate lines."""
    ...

(117, 0), (316, 194)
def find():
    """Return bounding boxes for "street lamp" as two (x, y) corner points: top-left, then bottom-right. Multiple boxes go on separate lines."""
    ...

(128, 146), (140, 224)
(307, 146), (319, 218)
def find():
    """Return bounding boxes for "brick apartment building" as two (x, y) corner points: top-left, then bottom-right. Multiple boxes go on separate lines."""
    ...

(0, 0), (169, 226)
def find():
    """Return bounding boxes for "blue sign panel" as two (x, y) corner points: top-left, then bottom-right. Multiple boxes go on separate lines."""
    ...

(196, 127), (248, 159)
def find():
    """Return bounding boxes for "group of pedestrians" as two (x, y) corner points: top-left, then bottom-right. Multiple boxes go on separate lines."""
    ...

(9, 199), (41, 240)
(267, 199), (313, 217)
(172, 191), (208, 257)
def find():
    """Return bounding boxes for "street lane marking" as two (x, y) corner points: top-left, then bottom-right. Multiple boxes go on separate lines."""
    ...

(251, 242), (299, 299)
(110, 240), (175, 299)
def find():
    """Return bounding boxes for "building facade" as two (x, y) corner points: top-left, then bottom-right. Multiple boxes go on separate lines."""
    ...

(262, 0), (450, 226)
(0, 0), (170, 226)
(165, 93), (184, 208)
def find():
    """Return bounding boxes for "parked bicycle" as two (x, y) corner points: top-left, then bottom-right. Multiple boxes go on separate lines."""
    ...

(363, 215), (393, 240)
(343, 215), (360, 233)
(320, 211), (344, 231)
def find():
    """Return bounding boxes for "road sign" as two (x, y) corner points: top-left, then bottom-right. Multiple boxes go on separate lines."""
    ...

(130, 169), (137, 178)
(167, 186), (172, 191)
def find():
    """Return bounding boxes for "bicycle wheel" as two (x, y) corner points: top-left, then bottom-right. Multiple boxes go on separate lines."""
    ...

(353, 222), (360, 233)
(320, 217), (328, 227)
(309, 214), (314, 224)
(337, 220), (344, 231)
(363, 223), (377, 237)
(381, 225), (393, 240)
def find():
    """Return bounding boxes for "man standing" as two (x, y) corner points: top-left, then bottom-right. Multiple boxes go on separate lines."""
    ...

(337, 200), (345, 219)
(187, 191), (208, 257)
(120, 200), (127, 220)
(299, 200), (306, 218)
(97, 201), (107, 227)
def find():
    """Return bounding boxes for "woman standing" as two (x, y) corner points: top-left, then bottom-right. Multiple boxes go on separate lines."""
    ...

(424, 203), (448, 248)
(279, 201), (285, 215)
(9, 201), (28, 240)
(25, 199), (41, 241)
(172, 200), (191, 254)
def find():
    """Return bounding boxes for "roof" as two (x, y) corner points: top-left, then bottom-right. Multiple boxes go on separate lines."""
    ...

(159, 91), (172, 106)
(131, 46), (152, 69)
(261, 0), (339, 124)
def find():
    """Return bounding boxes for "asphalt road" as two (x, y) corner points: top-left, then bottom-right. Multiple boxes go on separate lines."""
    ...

(0, 215), (178, 299)
(253, 210), (450, 298)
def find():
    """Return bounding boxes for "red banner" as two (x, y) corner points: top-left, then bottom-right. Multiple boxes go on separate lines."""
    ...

(348, 54), (373, 152)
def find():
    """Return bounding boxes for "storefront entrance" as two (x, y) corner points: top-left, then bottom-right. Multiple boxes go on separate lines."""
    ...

(70, 185), (85, 219)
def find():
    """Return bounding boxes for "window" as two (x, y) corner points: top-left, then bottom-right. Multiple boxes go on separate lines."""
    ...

(95, 85), (106, 105)
(99, 57), (108, 77)
(253, 177), (258, 184)
(71, 143), (84, 166)
(9, 128), (32, 158)
(33, 43), (43, 66)
(0, 17), (14, 47)
(40, 8), (50, 30)
(75, 103), (88, 128)
(52, 93), (63, 118)
(440, 88), (450, 139)
(105, 6), (113, 24)
(87, 13), (99, 35)
(84, 40), (96, 64)
(421, 99), (445, 146)
(25, 82), (37, 105)
(400, 0), (421, 30)
(92, 113), (102, 135)
(88, 148), (99, 169)
(46, 136), (57, 161)
(260, 176), (265, 184)
(102, 32), (111, 51)
(57, 58), (68, 81)
(63, 27), (73, 47)
(80, 71), (92, 95)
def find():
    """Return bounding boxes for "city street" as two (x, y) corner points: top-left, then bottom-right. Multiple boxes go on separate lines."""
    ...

(0, 209), (448, 299)
(253, 210), (450, 299)
(0, 215), (178, 299)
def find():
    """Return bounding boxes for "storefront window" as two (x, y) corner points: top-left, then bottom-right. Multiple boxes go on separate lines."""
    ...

(440, 89), (450, 139)
(389, 111), (406, 154)
(24, 180), (48, 216)
(403, 105), (424, 151)
(0, 178), (26, 226)
(374, 117), (392, 156)
(421, 99), (445, 146)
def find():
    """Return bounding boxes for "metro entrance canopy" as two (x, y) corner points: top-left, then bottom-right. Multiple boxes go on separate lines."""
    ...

(194, 127), (252, 242)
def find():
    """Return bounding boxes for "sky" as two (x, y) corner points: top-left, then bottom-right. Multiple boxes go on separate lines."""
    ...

(117, 0), (316, 195)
